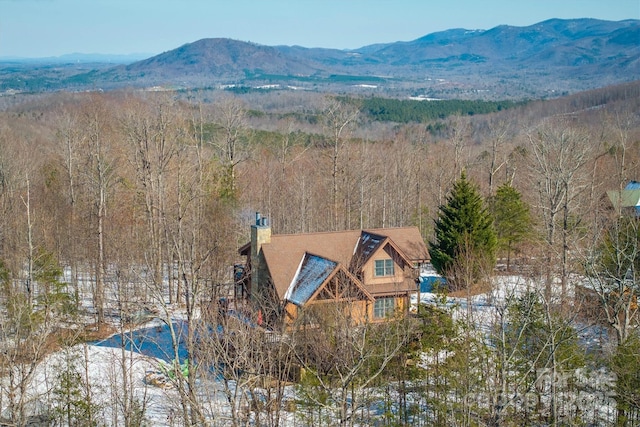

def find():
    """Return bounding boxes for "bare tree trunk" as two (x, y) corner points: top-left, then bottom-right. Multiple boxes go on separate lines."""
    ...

(84, 104), (118, 325)
(322, 97), (359, 231)
(96, 177), (106, 324)
(487, 118), (511, 195)
(22, 174), (34, 306)
(527, 121), (592, 302)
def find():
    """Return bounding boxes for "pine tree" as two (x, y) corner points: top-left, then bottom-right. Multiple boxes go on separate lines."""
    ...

(489, 183), (532, 271)
(611, 332), (640, 426)
(429, 172), (497, 282)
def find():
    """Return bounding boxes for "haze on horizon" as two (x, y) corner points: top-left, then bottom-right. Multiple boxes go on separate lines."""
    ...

(0, 0), (638, 59)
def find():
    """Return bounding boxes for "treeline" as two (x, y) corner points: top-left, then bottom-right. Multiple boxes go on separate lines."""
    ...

(359, 96), (522, 122)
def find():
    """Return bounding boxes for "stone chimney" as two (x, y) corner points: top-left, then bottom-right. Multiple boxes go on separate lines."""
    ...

(250, 212), (271, 293)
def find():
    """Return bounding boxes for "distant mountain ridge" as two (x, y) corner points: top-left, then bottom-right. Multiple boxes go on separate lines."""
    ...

(122, 38), (322, 78)
(2, 18), (638, 98)
(0, 52), (151, 64)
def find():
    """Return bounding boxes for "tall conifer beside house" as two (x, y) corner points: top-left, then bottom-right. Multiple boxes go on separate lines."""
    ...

(429, 172), (497, 286)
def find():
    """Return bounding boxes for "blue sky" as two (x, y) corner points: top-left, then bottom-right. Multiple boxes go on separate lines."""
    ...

(1, 0), (638, 58)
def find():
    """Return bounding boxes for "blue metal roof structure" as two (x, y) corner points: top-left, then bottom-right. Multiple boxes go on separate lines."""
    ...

(625, 181), (640, 190)
(624, 181), (640, 216)
(285, 253), (338, 306)
(607, 181), (640, 217)
(359, 232), (384, 260)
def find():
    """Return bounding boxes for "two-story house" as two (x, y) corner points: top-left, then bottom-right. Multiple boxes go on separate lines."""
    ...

(237, 213), (430, 327)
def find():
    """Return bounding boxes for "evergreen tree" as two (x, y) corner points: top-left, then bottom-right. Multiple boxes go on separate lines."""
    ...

(429, 172), (497, 283)
(502, 291), (585, 425)
(611, 332), (640, 426)
(587, 215), (640, 345)
(52, 345), (101, 427)
(489, 183), (532, 271)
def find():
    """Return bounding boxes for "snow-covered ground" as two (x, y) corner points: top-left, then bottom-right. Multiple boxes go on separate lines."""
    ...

(26, 343), (179, 425)
(1, 273), (619, 426)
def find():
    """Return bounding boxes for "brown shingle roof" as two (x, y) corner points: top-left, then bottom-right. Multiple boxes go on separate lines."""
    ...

(367, 227), (430, 262)
(258, 227), (429, 299)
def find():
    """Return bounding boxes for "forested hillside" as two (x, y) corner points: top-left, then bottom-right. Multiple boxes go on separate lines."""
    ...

(0, 80), (638, 425)
(359, 97), (522, 122)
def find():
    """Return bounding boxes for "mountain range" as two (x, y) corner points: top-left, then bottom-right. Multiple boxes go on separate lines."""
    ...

(2, 18), (638, 99)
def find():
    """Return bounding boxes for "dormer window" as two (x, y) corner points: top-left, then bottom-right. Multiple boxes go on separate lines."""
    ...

(374, 259), (394, 277)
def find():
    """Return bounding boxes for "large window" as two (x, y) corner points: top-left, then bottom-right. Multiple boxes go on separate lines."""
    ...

(374, 297), (395, 318)
(374, 259), (394, 277)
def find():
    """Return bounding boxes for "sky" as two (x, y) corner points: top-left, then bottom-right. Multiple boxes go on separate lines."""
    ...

(1, 0), (638, 58)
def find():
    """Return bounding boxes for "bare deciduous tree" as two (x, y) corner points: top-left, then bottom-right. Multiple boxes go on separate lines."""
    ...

(209, 96), (252, 200)
(321, 97), (360, 230)
(80, 97), (121, 324)
(292, 293), (415, 427)
(527, 119), (593, 300)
